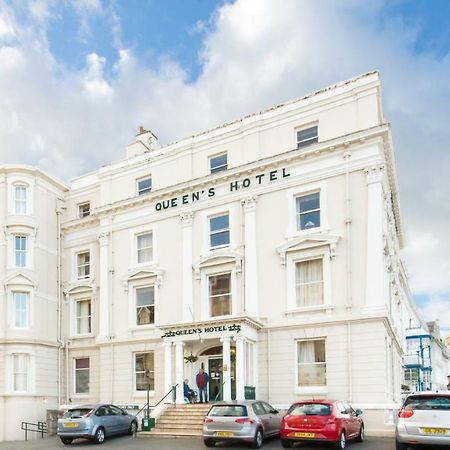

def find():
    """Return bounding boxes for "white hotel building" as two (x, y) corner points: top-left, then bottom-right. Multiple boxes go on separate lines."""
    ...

(0, 72), (419, 440)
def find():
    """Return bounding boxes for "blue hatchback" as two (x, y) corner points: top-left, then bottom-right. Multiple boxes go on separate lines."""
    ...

(57, 404), (138, 445)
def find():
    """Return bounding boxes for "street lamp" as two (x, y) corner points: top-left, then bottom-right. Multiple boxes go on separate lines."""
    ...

(145, 369), (151, 418)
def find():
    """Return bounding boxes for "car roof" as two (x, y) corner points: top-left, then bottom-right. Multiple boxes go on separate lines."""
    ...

(407, 392), (450, 398)
(291, 399), (336, 405)
(67, 403), (105, 410)
(209, 400), (263, 406)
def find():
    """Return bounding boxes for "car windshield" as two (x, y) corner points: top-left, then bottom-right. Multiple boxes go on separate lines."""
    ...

(209, 405), (248, 417)
(404, 395), (450, 411)
(63, 408), (93, 418)
(288, 403), (331, 416)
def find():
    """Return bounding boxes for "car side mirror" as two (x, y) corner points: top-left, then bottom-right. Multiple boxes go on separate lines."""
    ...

(122, 411), (128, 415)
(355, 409), (363, 416)
(271, 409), (279, 414)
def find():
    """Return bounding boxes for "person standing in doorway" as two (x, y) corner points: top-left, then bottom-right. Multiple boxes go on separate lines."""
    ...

(196, 367), (210, 403)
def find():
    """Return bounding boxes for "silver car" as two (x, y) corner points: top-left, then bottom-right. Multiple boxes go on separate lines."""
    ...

(396, 392), (450, 449)
(57, 404), (138, 445)
(203, 400), (282, 448)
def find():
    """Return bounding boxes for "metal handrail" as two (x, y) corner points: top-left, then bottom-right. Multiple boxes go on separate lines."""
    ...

(214, 381), (226, 402)
(21, 421), (47, 441)
(134, 384), (178, 420)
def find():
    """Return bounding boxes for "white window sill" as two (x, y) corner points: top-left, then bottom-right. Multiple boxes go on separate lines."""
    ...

(209, 244), (230, 252)
(207, 313), (234, 321)
(295, 386), (328, 395)
(285, 305), (334, 315)
(70, 333), (94, 339)
(73, 393), (89, 398)
(129, 324), (156, 331)
(286, 226), (330, 239)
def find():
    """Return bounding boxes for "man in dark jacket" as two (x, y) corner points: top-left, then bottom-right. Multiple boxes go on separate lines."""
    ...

(196, 368), (210, 403)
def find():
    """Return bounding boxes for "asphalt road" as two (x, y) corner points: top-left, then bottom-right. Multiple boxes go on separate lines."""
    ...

(0, 435), (396, 450)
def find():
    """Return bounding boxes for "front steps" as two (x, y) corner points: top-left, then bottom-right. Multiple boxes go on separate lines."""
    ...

(138, 403), (211, 439)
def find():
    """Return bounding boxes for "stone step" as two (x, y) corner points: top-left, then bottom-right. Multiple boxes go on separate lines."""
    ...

(163, 411), (207, 417)
(155, 423), (203, 430)
(138, 429), (202, 439)
(157, 418), (205, 425)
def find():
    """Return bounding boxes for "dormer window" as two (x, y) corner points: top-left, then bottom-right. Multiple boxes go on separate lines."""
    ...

(14, 185), (27, 214)
(137, 177), (152, 196)
(209, 153), (227, 174)
(78, 202), (90, 218)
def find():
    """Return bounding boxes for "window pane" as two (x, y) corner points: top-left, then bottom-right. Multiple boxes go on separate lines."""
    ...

(78, 203), (90, 218)
(210, 230), (230, 247)
(298, 364), (326, 386)
(295, 260), (323, 306)
(136, 287), (154, 306)
(75, 369), (89, 394)
(297, 193), (320, 213)
(209, 274), (231, 296)
(210, 215), (229, 232)
(297, 126), (318, 148)
(15, 187), (27, 214)
(77, 252), (90, 278)
(210, 294), (231, 317)
(13, 354), (28, 391)
(135, 353), (154, 391)
(137, 233), (153, 263)
(14, 292), (28, 328)
(297, 340), (326, 387)
(75, 358), (90, 369)
(138, 178), (152, 195)
(137, 233), (152, 249)
(299, 211), (320, 230)
(210, 154), (227, 173)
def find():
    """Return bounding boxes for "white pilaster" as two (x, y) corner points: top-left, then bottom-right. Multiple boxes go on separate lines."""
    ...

(363, 166), (386, 313)
(242, 196), (258, 317)
(97, 232), (110, 341)
(163, 342), (173, 397)
(234, 337), (245, 400)
(175, 341), (185, 404)
(180, 212), (194, 322)
(221, 337), (232, 401)
(253, 341), (258, 399)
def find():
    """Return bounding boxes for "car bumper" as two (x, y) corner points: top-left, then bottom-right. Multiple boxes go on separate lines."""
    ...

(57, 428), (93, 439)
(203, 427), (256, 442)
(396, 430), (450, 446)
(281, 427), (340, 442)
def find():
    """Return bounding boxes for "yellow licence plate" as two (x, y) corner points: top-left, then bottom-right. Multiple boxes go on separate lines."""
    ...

(64, 423), (78, 428)
(216, 431), (233, 437)
(293, 432), (316, 438)
(421, 428), (448, 435)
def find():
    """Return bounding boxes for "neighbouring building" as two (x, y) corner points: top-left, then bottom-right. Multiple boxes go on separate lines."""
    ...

(0, 72), (430, 440)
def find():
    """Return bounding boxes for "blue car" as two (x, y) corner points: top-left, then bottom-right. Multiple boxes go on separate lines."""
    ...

(57, 404), (138, 445)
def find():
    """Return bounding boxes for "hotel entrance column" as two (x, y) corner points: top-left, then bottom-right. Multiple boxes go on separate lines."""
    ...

(234, 336), (245, 400)
(163, 342), (172, 397)
(175, 342), (185, 404)
(221, 337), (232, 401)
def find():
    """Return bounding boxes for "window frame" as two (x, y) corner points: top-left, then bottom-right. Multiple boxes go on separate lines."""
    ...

(13, 291), (29, 329)
(14, 185), (28, 215)
(75, 299), (92, 335)
(78, 202), (91, 218)
(209, 152), (228, 174)
(74, 357), (90, 396)
(135, 285), (155, 327)
(295, 338), (327, 394)
(296, 192), (321, 231)
(296, 124), (318, 148)
(12, 353), (29, 393)
(209, 213), (230, 249)
(136, 232), (154, 265)
(76, 250), (91, 281)
(14, 235), (27, 268)
(134, 352), (155, 394)
(294, 258), (324, 308)
(128, 279), (159, 330)
(207, 271), (233, 319)
(137, 176), (152, 196)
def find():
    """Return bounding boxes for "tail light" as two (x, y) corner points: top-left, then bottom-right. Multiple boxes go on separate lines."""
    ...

(398, 409), (414, 419)
(83, 410), (94, 418)
(235, 417), (255, 424)
(204, 417), (213, 424)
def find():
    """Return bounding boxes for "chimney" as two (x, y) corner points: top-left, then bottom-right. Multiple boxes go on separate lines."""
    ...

(126, 126), (159, 158)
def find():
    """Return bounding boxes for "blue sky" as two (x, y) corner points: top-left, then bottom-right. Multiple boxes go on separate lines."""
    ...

(0, 0), (449, 334)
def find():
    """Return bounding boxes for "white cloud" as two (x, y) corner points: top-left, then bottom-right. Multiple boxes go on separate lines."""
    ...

(0, 0), (450, 312)
(419, 296), (450, 333)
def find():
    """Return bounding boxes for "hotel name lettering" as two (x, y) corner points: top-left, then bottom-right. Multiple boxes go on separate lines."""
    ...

(155, 167), (290, 212)
(162, 323), (241, 338)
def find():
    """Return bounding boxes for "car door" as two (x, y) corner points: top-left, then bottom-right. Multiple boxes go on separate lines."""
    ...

(252, 402), (270, 435)
(109, 405), (129, 434)
(95, 405), (114, 436)
(342, 402), (359, 437)
(261, 402), (281, 436)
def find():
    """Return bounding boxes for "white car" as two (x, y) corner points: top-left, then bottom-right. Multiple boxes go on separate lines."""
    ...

(396, 392), (450, 449)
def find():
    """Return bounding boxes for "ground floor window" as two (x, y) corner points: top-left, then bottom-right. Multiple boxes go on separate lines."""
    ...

(75, 358), (90, 394)
(135, 352), (154, 391)
(13, 353), (29, 392)
(297, 339), (326, 387)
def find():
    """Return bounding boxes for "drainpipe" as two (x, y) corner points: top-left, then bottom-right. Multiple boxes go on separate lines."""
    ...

(344, 150), (353, 402)
(56, 200), (66, 406)
(109, 225), (115, 403)
(267, 328), (271, 403)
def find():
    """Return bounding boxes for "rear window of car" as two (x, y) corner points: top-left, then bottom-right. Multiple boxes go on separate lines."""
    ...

(288, 403), (331, 416)
(63, 408), (92, 418)
(404, 395), (450, 411)
(209, 405), (248, 417)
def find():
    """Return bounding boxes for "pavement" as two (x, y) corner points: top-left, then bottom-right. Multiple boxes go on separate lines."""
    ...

(0, 435), (396, 450)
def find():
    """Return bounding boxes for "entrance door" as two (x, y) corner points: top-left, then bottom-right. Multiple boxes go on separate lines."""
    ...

(208, 357), (223, 401)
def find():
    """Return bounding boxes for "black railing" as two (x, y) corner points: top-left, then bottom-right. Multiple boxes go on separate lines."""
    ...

(21, 421), (47, 441)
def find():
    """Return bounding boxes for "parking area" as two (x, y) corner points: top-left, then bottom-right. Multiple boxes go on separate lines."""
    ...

(0, 435), (395, 450)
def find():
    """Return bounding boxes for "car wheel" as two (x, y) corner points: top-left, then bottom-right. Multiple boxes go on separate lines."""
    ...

(60, 438), (73, 445)
(356, 424), (364, 442)
(93, 427), (105, 444)
(128, 420), (137, 435)
(203, 439), (215, 447)
(281, 439), (294, 448)
(335, 431), (346, 449)
(395, 441), (408, 450)
(251, 428), (264, 449)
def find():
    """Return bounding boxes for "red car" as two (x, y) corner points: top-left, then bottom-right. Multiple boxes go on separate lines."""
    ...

(280, 399), (364, 449)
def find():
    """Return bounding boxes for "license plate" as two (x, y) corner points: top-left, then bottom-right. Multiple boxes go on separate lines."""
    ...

(293, 432), (316, 438)
(421, 428), (448, 435)
(216, 431), (233, 437)
(64, 422), (78, 428)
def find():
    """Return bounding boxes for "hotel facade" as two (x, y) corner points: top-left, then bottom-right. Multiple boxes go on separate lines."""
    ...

(0, 72), (425, 440)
